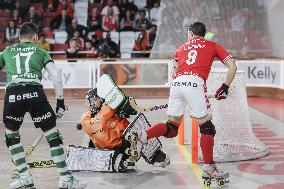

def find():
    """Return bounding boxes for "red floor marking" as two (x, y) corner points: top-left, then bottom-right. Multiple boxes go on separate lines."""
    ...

(248, 97), (284, 123)
(238, 162), (284, 175)
(258, 183), (284, 189)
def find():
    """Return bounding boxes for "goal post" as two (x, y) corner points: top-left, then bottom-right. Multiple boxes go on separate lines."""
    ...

(178, 69), (269, 163)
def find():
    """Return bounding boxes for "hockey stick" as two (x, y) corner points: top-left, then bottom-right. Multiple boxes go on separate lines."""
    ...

(129, 97), (168, 113)
(129, 96), (217, 113)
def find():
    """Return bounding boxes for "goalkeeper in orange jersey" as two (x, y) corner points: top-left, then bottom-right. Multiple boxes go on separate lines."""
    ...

(70, 78), (169, 172)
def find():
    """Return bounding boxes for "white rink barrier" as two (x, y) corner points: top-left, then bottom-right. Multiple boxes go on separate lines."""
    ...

(0, 59), (283, 89)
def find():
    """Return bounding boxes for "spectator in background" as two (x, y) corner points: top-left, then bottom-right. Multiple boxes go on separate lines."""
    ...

(84, 40), (100, 58)
(101, 0), (119, 16)
(43, 0), (59, 12)
(145, 0), (158, 9)
(65, 37), (83, 58)
(10, 9), (23, 26)
(5, 20), (20, 43)
(131, 24), (157, 57)
(56, 0), (73, 17)
(119, 0), (138, 20)
(102, 7), (119, 31)
(0, 0), (15, 12)
(72, 30), (85, 49)
(149, 1), (160, 25)
(230, 10), (246, 32)
(135, 9), (150, 31)
(50, 9), (72, 31)
(19, 0), (31, 16)
(87, 7), (102, 31)
(120, 10), (135, 31)
(91, 33), (102, 49)
(38, 33), (50, 51)
(24, 6), (42, 31)
(66, 18), (88, 40)
(98, 32), (120, 58)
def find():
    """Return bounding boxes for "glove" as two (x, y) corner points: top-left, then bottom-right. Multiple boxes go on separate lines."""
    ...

(215, 83), (229, 100)
(117, 96), (137, 118)
(56, 99), (68, 118)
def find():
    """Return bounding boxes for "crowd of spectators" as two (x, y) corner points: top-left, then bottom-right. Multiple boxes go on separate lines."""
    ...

(0, 0), (160, 59)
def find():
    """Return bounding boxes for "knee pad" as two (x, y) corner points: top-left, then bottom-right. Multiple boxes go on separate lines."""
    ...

(164, 120), (179, 138)
(199, 120), (216, 137)
(45, 129), (63, 148)
(5, 131), (20, 148)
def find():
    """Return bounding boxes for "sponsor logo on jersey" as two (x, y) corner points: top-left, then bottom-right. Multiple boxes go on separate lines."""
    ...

(91, 128), (103, 135)
(172, 81), (198, 87)
(9, 95), (15, 103)
(33, 112), (52, 123)
(12, 92), (39, 102)
(6, 115), (24, 122)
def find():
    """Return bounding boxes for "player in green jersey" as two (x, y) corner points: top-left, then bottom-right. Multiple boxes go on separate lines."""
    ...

(0, 22), (86, 189)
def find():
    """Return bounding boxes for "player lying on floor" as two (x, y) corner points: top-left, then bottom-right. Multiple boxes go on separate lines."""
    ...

(66, 76), (170, 172)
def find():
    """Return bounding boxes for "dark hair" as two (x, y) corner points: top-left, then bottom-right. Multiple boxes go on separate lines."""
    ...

(146, 24), (157, 30)
(20, 22), (38, 39)
(187, 22), (206, 37)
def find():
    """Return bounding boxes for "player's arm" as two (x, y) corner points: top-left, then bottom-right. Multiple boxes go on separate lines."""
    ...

(223, 58), (237, 86)
(0, 52), (5, 70)
(45, 59), (67, 118)
(215, 44), (237, 100)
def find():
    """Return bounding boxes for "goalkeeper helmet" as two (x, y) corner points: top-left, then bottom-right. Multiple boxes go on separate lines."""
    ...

(85, 88), (104, 115)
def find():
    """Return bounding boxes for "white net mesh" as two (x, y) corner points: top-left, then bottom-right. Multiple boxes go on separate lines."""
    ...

(151, 0), (278, 59)
(184, 69), (269, 162)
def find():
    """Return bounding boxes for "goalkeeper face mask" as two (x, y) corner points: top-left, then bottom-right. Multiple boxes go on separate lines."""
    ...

(85, 88), (105, 115)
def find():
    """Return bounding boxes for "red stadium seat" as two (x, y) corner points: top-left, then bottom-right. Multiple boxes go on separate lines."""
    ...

(0, 12), (10, 17)
(0, 32), (5, 43)
(53, 43), (68, 51)
(0, 18), (8, 29)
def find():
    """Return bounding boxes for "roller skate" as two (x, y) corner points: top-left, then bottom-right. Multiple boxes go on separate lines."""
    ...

(10, 172), (36, 189)
(124, 132), (139, 162)
(113, 154), (136, 172)
(59, 174), (86, 189)
(151, 149), (170, 168)
(202, 163), (229, 187)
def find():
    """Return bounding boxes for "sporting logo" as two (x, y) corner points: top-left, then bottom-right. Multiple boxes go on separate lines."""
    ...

(9, 95), (15, 103)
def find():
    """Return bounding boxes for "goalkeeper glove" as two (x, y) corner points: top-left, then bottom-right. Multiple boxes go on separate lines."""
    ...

(215, 83), (229, 100)
(56, 99), (68, 118)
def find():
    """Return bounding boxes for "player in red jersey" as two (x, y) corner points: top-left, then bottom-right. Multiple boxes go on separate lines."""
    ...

(139, 22), (237, 185)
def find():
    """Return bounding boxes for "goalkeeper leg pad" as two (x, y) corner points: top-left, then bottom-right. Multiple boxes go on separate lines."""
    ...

(199, 121), (216, 137)
(164, 120), (179, 138)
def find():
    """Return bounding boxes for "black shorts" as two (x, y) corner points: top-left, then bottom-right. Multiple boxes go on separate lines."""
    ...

(3, 84), (57, 132)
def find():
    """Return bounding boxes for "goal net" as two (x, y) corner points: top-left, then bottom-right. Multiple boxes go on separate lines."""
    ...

(183, 69), (269, 162)
(151, 0), (277, 59)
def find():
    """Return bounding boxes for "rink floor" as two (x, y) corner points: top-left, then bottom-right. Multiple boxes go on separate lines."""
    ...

(0, 97), (284, 189)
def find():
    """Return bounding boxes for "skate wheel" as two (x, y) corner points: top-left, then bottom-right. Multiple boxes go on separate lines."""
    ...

(203, 180), (211, 187)
(125, 148), (131, 155)
(217, 179), (224, 186)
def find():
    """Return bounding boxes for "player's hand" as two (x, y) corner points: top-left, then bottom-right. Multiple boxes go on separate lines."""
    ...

(56, 99), (68, 118)
(215, 83), (229, 100)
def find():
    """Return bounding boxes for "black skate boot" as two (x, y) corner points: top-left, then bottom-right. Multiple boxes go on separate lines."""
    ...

(150, 149), (170, 168)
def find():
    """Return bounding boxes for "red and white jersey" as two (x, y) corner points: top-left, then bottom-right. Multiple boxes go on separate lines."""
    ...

(174, 36), (232, 80)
